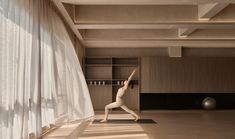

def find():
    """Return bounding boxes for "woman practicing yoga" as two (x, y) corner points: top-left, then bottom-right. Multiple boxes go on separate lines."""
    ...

(101, 68), (140, 122)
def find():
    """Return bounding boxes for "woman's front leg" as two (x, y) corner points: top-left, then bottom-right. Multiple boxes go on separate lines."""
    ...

(101, 101), (121, 122)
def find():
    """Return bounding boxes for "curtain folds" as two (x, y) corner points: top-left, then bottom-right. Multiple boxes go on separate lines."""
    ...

(0, 0), (94, 139)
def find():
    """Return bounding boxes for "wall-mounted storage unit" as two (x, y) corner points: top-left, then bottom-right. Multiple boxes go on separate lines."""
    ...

(84, 57), (140, 110)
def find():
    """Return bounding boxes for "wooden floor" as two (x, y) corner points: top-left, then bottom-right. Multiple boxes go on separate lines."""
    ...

(79, 110), (235, 139)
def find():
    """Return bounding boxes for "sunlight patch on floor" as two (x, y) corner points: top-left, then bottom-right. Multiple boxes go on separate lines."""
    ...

(79, 114), (151, 139)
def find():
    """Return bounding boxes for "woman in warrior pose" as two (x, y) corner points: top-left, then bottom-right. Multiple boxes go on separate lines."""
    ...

(101, 68), (140, 122)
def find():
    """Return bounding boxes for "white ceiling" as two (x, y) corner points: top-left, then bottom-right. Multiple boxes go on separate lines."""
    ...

(52, 0), (235, 48)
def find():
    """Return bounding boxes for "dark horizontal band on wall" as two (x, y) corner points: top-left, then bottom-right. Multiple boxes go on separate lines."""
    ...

(140, 93), (235, 110)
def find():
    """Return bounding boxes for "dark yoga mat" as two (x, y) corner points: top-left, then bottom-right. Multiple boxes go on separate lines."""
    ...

(93, 119), (157, 124)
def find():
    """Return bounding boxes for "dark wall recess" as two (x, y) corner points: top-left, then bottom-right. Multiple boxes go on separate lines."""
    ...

(140, 93), (235, 110)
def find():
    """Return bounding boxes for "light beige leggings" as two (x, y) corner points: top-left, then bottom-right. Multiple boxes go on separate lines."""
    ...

(103, 100), (139, 120)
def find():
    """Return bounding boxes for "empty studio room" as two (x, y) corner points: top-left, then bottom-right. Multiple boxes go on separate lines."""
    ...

(1, 0), (235, 139)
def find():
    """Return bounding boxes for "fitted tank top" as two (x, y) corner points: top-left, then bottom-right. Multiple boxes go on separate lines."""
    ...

(116, 88), (125, 100)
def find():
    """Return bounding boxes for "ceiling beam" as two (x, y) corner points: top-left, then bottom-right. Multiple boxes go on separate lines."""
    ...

(51, 0), (84, 41)
(83, 29), (235, 40)
(61, 0), (233, 5)
(83, 40), (235, 48)
(178, 28), (197, 37)
(75, 23), (235, 29)
(178, 3), (229, 37)
(74, 5), (198, 24)
(198, 3), (230, 20)
(84, 29), (177, 40)
(74, 5), (235, 25)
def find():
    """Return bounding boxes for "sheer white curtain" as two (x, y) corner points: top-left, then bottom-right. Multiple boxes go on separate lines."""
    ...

(0, 0), (94, 139)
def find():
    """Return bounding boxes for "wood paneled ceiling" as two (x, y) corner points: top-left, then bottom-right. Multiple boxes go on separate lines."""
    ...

(52, 0), (235, 48)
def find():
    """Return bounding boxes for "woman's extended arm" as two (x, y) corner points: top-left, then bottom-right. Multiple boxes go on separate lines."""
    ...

(123, 68), (137, 89)
(128, 68), (137, 82)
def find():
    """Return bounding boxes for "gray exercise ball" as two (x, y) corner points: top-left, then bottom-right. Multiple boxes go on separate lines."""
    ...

(202, 97), (216, 110)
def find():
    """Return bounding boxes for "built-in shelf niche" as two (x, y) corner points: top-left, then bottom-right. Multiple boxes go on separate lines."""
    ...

(84, 57), (140, 110)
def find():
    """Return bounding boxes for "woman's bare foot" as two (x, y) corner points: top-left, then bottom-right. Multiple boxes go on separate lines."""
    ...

(134, 116), (140, 121)
(100, 119), (108, 122)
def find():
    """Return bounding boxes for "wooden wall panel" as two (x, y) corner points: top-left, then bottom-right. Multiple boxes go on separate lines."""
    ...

(141, 57), (235, 93)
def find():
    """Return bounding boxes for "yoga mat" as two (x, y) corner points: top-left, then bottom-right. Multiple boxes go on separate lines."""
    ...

(93, 119), (157, 124)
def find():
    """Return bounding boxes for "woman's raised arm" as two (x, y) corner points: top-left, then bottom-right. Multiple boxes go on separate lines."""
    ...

(127, 68), (137, 82)
(123, 68), (137, 89)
